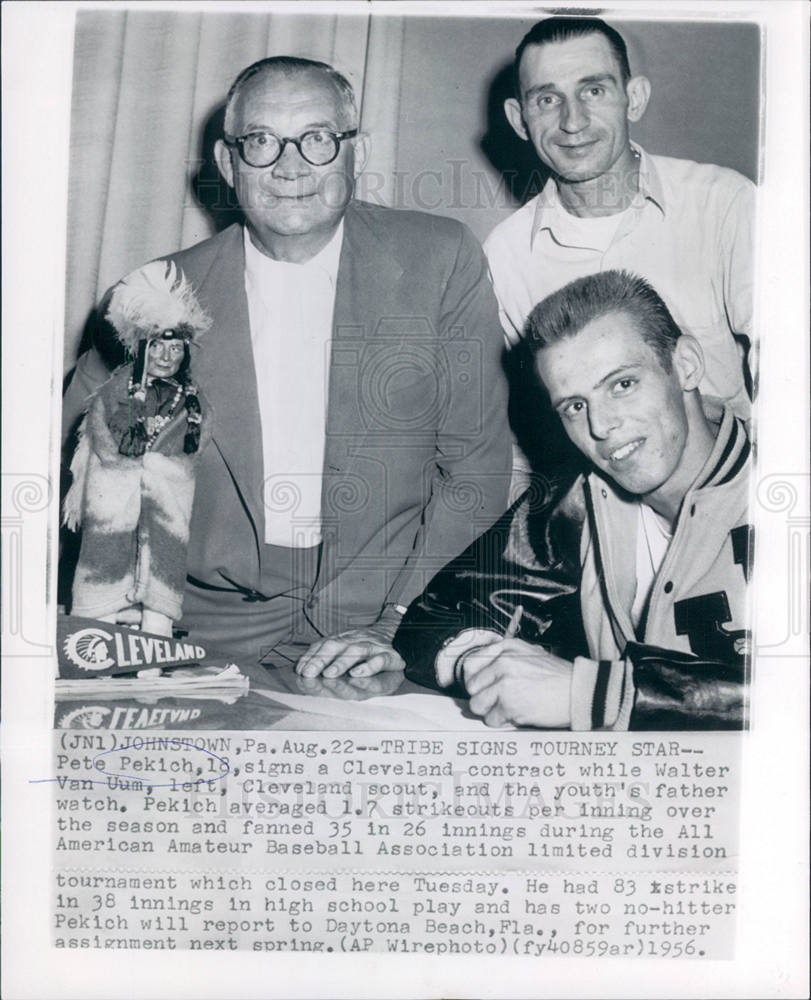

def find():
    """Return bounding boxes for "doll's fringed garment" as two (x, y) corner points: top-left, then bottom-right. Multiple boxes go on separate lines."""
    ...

(64, 366), (212, 621)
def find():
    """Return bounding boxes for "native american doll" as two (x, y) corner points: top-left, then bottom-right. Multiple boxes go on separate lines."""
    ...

(63, 261), (213, 637)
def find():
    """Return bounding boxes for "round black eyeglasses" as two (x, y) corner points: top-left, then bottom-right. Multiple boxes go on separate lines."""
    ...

(224, 128), (358, 167)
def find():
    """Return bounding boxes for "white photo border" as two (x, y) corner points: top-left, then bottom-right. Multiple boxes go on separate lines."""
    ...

(2, 1), (808, 997)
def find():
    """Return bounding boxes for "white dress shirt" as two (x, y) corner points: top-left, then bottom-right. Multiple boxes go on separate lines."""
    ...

(243, 224), (343, 548)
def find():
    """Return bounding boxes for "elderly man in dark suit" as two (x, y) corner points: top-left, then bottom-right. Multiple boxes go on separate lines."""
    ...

(63, 56), (511, 678)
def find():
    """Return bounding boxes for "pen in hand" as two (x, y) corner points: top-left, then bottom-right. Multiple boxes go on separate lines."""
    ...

(504, 604), (523, 640)
(454, 604), (525, 691)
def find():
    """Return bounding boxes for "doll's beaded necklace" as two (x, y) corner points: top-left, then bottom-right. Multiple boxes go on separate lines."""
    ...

(142, 381), (184, 449)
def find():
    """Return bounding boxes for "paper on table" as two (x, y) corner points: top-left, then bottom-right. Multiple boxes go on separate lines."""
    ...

(54, 663), (249, 698)
(253, 685), (507, 730)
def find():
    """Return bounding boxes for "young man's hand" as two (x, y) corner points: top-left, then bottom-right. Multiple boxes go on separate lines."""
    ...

(463, 639), (573, 728)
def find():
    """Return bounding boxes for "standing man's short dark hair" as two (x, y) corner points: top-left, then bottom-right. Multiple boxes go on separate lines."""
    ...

(513, 15), (632, 96)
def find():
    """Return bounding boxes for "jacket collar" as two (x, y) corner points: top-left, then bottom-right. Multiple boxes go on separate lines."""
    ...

(191, 224), (266, 539)
(193, 208), (410, 581)
(693, 405), (751, 490)
(314, 202), (406, 593)
(321, 200), (404, 448)
(339, 201), (405, 287)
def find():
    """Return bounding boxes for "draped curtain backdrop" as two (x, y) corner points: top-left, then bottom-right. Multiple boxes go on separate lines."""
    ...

(65, 10), (760, 371)
(65, 9), (405, 368)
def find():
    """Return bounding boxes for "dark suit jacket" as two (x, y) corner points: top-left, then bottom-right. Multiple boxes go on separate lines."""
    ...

(63, 201), (512, 637)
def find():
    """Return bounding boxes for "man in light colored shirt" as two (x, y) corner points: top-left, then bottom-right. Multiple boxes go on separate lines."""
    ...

(485, 15), (755, 422)
(63, 56), (512, 677)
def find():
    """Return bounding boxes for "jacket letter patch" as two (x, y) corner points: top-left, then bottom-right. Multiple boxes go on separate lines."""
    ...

(730, 524), (755, 583)
(674, 591), (749, 661)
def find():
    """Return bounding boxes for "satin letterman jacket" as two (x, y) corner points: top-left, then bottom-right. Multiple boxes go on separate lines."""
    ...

(394, 407), (752, 730)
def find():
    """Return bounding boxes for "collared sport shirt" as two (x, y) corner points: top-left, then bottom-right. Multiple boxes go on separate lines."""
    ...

(244, 223), (344, 548)
(484, 145), (756, 419)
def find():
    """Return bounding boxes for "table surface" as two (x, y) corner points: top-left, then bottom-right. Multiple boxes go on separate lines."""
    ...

(54, 659), (494, 732)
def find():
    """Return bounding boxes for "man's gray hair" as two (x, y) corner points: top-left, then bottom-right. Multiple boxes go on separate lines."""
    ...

(223, 56), (359, 136)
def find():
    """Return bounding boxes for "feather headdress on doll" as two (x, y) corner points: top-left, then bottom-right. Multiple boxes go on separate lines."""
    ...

(106, 260), (212, 354)
(103, 260), (212, 457)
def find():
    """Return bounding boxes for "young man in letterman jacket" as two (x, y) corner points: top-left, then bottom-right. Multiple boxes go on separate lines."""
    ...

(394, 270), (751, 730)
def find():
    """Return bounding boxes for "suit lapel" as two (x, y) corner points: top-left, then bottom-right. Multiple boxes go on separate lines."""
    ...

(193, 208), (407, 584)
(318, 204), (404, 589)
(325, 203), (405, 447)
(193, 226), (265, 540)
